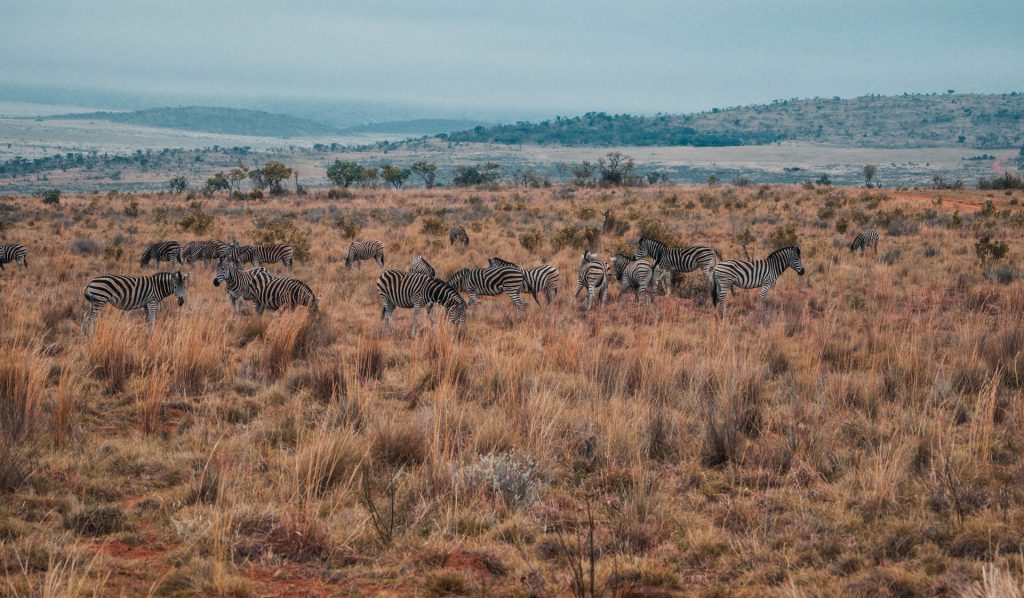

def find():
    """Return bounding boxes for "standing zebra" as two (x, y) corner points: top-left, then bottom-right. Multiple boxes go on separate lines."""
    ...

(639, 245), (720, 285)
(82, 271), (190, 335)
(487, 257), (560, 305)
(711, 246), (805, 318)
(213, 258), (275, 313)
(0, 243), (28, 270)
(574, 251), (610, 310)
(376, 269), (466, 335)
(611, 255), (658, 306)
(248, 274), (318, 315)
(409, 256), (436, 278)
(228, 242), (294, 269)
(449, 226), (469, 250)
(850, 230), (880, 256)
(634, 236), (668, 266)
(140, 241), (183, 270)
(447, 266), (525, 315)
(182, 240), (228, 266)
(345, 240), (385, 269)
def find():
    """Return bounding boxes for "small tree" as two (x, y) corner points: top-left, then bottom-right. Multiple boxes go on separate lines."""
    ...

(863, 164), (878, 187)
(228, 166), (249, 193)
(381, 164), (410, 189)
(249, 161), (292, 195)
(326, 160), (363, 188)
(571, 161), (594, 187)
(358, 167), (380, 189)
(598, 151), (636, 186)
(42, 189), (61, 205)
(168, 176), (188, 193)
(205, 172), (230, 195)
(410, 161), (437, 188)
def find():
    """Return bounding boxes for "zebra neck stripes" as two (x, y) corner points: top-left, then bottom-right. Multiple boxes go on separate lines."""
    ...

(711, 246), (804, 317)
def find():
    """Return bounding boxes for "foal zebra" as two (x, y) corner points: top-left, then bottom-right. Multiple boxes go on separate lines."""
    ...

(711, 246), (805, 318)
(82, 271), (190, 335)
(574, 251), (610, 310)
(345, 240), (385, 269)
(376, 269), (467, 335)
(228, 242), (294, 269)
(140, 241), (183, 269)
(182, 240), (228, 266)
(0, 243), (28, 270)
(850, 230), (880, 255)
(449, 226), (469, 249)
(611, 255), (658, 306)
(409, 256), (436, 278)
(487, 257), (560, 305)
(214, 258), (275, 313)
(447, 266), (525, 315)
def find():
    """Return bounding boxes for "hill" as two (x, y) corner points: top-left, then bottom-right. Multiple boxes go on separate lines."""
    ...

(443, 93), (1024, 149)
(48, 106), (343, 138)
(339, 118), (492, 136)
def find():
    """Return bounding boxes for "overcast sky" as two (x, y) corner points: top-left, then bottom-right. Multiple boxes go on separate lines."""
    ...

(2, 0), (1022, 119)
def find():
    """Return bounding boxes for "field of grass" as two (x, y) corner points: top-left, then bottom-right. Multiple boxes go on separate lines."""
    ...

(1, 184), (1023, 596)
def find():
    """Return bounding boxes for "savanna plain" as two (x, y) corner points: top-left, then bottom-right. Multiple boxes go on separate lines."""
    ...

(1, 183), (1023, 597)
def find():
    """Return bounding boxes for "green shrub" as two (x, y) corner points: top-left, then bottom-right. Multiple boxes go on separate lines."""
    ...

(637, 217), (681, 247)
(41, 190), (61, 205)
(333, 214), (362, 239)
(518, 232), (544, 254)
(420, 216), (447, 236)
(178, 202), (214, 234)
(768, 223), (799, 248)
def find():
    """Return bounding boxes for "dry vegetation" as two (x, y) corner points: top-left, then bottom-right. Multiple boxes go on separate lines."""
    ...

(1, 183), (1023, 596)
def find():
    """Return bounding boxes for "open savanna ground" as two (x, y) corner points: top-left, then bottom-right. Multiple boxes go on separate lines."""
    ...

(1, 184), (1023, 596)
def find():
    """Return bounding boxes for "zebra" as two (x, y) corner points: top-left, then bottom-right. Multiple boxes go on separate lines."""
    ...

(228, 242), (294, 269)
(345, 240), (385, 269)
(446, 266), (525, 315)
(711, 246), (805, 318)
(213, 257), (275, 314)
(376, 269), (467, 335)
(140, 241), (183, 270)
(0, 243), (28, 270)
(611, 254), (658, 306)
(449, 226), (469, 249)
(182, 240), (228, 266)
(248, 274), (318, 315)
(487, 257), (560, 305)
(409, 255), (436, 278)
(82, 271), (190, 335)
(574, 251), (610, 310)
(634, 236), (668, 266)
(850, 230), (880, 255)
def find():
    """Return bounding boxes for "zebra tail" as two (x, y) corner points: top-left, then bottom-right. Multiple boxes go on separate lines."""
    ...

(711, 273), (721, 306)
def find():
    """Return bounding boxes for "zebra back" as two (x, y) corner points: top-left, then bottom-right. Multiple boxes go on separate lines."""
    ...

(141, 241), (182, 266)
(449, 226), (469, 247)
(346, 240), (385, 268)
(377, 269), (432, 309)
(487, 256), (520, 269)
(0, 243), (28, 269)
(635, 236), (667, 265)
(409, 256), (436, 278)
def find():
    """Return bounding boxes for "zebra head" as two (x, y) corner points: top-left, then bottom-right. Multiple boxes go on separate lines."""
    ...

(213, 257), (235, 287)
(849, 237), (863, 252)
(173, 272), (190, 305)
(778, 246), (805, 276)
(227, 240), (242, 265)
(140, 246), (153, 266)
(488, 256), (518, 269)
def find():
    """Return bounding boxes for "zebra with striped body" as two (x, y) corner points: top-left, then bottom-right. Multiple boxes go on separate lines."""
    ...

(140, 241), (183, 270)
(213, 258), (275, 313)
(0, 243), (28, 270)
(449, 226), (469, 249)
(409, 255), (436, 278)
(447, 266), (525, 315)
(228, 242), (294, 269)
(377, 269), (466, 335)
(182, 240), (228, 266)
(248, 274), (318, 315)
(82, 271), (190, 335)
(850, 230), (880, 255)
(611, 254), (658, 306)
(487, 257), (560, 305)
(574, 251), (610, 310)
(345, 240), (385, 269)
(711, 246), (805, 317)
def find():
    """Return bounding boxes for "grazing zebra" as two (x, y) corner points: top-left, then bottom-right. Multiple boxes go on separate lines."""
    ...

(0, 243), (28, 270)
(409, 255), (436, 278)
(213, 258), (275, 313)
(448, 226), (469, 249)
(447, 266), (525, 315)
(376, 269), (466, 335)
(140, 241), (183, 270)
(850, 230), (880, 255)
(248, 274), (318, 315)
(182, 240), (228, 266)
(487, 257), (560, 305)
(611, 255), (658, 306)
(574, 251), (610, 310)
(711, 246), (805, 318)
(641, 245), (720, 286)
(345, 240), (385, 269)
(228, 242), (294, 269)
(81, 271), (190, 335)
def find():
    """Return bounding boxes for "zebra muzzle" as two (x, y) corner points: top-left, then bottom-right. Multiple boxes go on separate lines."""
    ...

(178, 297), (185, 306)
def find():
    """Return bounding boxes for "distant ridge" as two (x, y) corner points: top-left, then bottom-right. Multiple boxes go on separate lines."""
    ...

(47, 106), (342, 138)
(339, 118), (493, 136)
(442, 93), (1024, 149)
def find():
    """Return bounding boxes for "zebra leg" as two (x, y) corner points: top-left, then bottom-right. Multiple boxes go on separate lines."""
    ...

(82, 302), (103, 336)
(426, 304), (436, 330)
(468, 293), (477, 307)
(508, 290), (523, 315)
(411, 305), (421, 336)
(757, 283), (774, 307)
(145, 302), (159, 327)
(254, 301), (265, 316)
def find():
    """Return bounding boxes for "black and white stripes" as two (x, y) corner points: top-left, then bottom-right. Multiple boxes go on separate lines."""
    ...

(82, 271), (190, 335)
(0, 243), (28, 270)
(574, 251), (610, 310)
(449, 226), (469, 249)
(213, 258), (274, 313)
(376, 269), (466, 334)
(345, 240), (385, 269)
(850, 230), (880, 255)
(182, 240), (229, 266)
(140, 241), (183, 269)
(487, 257), (560, 305)
(228, 242), (295, 268)
(409, 255), (436, 278)
(611, 255), (658, 305)
(711, 246), (804, 317)
(447, 266), (525, 314)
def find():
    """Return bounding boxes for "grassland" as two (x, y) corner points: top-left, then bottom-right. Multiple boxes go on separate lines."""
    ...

(1, 184), (1023, 596)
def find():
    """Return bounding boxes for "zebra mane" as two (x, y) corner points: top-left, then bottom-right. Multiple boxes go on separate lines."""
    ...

(765, 246), (801, 260)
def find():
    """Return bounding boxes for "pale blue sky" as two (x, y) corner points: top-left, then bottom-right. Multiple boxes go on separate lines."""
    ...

(2, 0), (1021, 119)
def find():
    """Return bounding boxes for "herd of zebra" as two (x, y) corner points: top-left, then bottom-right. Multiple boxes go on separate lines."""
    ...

(0, 226), (883, 336)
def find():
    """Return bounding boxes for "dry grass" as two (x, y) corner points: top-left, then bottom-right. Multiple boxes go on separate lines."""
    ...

(0, 185), (1022, 594)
